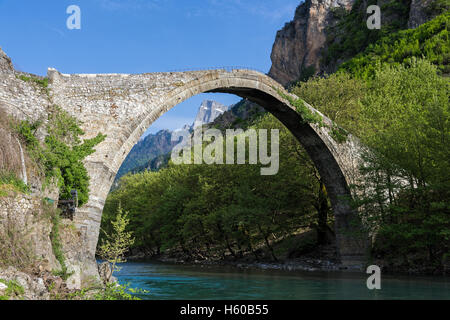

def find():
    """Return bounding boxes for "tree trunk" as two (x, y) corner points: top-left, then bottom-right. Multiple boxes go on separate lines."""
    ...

(258, 223), (278, 261)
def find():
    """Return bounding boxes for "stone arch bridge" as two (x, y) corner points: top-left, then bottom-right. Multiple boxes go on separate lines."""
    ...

(0, 53), (367, 286)
(48, 67), (367, 263)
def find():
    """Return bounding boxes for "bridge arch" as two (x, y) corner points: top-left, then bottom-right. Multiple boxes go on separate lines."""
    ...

(48, 69), (367, 285)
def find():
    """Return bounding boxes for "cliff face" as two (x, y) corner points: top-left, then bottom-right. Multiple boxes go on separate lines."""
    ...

(269, 0), (445, 87)
(269, 0), (355, 87)
(408, 0), (443, 28)
(0, 47), (13, 74)
(0, 48), (96, 292)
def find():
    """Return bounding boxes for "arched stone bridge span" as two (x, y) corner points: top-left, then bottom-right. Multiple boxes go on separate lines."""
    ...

(47, 68), (367, 279)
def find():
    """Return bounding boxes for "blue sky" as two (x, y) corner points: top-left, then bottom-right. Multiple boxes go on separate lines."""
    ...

(0, 0), (300, 134)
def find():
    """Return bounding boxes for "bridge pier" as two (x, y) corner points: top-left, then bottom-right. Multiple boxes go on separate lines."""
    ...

(69, 162), (116, 288)
(335, 213), (369, 267)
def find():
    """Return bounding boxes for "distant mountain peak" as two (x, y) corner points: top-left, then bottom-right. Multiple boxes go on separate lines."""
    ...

(115, 99), (235, 186)
(193, 100), (230, 128)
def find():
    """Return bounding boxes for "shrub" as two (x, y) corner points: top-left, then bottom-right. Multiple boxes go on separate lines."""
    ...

(0, 171), (29, 195)
(339, 11), (450, 78)
(16, 106), (106, 205)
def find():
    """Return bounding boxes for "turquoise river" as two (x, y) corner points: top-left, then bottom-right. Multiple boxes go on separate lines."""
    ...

(114, 261), (450, 300)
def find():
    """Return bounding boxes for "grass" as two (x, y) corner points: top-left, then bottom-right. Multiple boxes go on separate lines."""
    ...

(0, 171), (29, 196)
(0, 279), (25, 300)
(16, 75), (49, 88)
(16, 74), (50, 98)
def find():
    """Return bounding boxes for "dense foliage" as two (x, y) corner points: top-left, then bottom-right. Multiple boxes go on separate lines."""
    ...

(102, 115), (331, 261)
(354, 60), (450, 270)
(324, 0), (413, 68)
(339, 11), (450, 78)
(295, 58), (449, 271)
(16, 106), (106, 205)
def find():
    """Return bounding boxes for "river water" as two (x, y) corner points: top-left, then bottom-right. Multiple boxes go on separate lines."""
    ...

(114, 261), (450, 300)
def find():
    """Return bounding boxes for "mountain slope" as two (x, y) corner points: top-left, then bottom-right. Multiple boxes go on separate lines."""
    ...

(115, 129), (178, 182)
(115, 99), (233, 182)
(269, 0), (447, 87)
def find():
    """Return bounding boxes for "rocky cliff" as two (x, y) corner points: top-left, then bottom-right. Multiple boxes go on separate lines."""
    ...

(0, 48), (13, 74)
(0, 48), (100, 294)
(269, 0), (446, 87)
(408, 0), (446, 28)
(269, 0), (355, 87)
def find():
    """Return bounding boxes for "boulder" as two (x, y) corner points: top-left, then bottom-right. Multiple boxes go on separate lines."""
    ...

(0, 267), (49, 300)
(98, 262), (117, 285)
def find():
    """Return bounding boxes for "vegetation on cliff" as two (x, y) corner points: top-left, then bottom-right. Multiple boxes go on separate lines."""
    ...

(339, 11), (450, 77)
(0, 104), (109, 298)
(15, 106), (106, 205)
(324, 0), (413, 68)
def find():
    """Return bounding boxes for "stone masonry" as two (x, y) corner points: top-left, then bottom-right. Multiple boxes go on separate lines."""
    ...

(1, 48), (367, 288)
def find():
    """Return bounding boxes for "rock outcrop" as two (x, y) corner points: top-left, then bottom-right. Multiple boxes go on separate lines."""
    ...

(0, 47), (13, 74)
(0, 49), (49, 124)
(269, 0), (445, 87)
(0, 48), (101, 291)
(0, 266), (49, 300)
(98, 262), (117, 285)
(269, 0), (355, 86)
(408, 0), (441, 28)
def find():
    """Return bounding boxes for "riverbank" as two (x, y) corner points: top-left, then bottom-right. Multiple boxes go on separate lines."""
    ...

(114, 260), (450, 300)
(126, 235), (450, 277)
(129, 253), (450, 277)
(127, 241), (363, 274)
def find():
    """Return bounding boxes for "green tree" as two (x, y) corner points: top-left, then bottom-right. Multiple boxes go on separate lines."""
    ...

(354, 59), (450, 269)
(98, 204), (135, 282)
